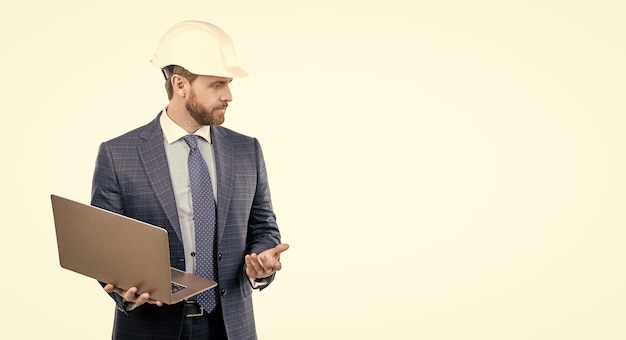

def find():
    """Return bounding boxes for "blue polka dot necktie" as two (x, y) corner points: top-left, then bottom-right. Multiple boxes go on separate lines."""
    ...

(182, 135), (217, 313)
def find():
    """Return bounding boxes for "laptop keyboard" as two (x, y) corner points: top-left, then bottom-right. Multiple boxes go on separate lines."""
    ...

(171, 282), (186, 293)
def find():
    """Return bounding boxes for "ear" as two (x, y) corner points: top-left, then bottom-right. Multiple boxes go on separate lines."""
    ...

(170, 74), (188, 98)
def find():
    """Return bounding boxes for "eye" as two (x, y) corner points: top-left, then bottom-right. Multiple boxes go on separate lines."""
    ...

(210, 79), (232, 89)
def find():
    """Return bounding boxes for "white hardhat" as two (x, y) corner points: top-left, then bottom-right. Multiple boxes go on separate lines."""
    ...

(150, 20), (248, 78)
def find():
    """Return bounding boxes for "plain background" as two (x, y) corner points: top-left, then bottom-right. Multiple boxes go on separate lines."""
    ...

(1, 1), (625, 339)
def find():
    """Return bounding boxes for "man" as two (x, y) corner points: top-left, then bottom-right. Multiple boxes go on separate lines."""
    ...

(91, 21), (287, 339)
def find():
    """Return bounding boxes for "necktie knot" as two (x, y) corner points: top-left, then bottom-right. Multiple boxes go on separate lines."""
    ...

(182, 135), (201, 150)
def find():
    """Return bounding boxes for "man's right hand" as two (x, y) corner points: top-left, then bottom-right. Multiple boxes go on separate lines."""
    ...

(103, 283), (164, 307)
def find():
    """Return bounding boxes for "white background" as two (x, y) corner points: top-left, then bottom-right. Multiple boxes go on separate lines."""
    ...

(1, 1), (625, 339)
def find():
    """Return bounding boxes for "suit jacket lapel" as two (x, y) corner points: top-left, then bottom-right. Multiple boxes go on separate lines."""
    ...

(211, 126), (234, 245)
(137, 114), (183, 243)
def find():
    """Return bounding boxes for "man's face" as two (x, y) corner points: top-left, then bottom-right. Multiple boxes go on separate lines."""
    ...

(185, 75), (233, 126)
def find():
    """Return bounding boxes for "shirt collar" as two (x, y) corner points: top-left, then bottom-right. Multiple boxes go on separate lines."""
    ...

(160, 107), (212, 145)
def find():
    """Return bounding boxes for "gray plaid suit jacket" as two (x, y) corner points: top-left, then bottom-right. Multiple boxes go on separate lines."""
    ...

(91, 112), (281, 340)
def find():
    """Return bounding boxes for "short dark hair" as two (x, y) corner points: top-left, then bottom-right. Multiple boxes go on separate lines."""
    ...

(163, 65), (199, 100)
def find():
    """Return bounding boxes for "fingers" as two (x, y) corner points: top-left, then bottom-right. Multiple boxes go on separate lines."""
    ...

(245, 253), (269, 278)
(103, 283), (116, 293)
(273, 259), (283, 271)
(274, 243), (290, 255)
(246, 254), (281, 278)
(123, 287), (139, 302)
(246, 253), (265, 274)
(135, 291), (163, 306)
(260, 253), (282, 271)
(266, 243), (288, 270)
(103, 284), (163, 307)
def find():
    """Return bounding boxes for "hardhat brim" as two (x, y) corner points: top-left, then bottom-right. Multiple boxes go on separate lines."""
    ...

(150, 57), (248, 78)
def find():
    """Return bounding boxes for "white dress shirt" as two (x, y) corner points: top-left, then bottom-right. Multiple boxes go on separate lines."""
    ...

(160, 108), (267, 290)
(160, 109), (217, 274)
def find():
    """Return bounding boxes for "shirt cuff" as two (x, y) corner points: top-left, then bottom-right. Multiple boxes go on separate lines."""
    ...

(248, 275), (270, 288)
(245, 265), (270, 288)
(119, 301), (140, 312)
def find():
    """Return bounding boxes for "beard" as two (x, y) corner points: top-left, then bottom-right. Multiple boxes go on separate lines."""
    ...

(185, 90), (227, 126)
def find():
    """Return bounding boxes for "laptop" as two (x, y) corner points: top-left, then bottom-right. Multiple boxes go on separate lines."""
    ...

(50, 194), (217, 304)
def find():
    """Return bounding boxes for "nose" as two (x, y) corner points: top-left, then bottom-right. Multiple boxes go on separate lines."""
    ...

(221, 84), (233, 102)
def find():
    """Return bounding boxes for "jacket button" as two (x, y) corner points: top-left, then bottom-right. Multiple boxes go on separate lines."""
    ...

(218, 253), (222, 261)
(221, 289), (227, 296)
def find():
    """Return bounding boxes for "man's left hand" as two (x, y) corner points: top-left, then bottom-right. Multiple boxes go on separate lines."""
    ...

(245, 243), (289, 279)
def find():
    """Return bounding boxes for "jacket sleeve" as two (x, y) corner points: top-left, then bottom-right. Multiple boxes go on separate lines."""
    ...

(244, 138), (282, 289)
(90, 142), (143, 314)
